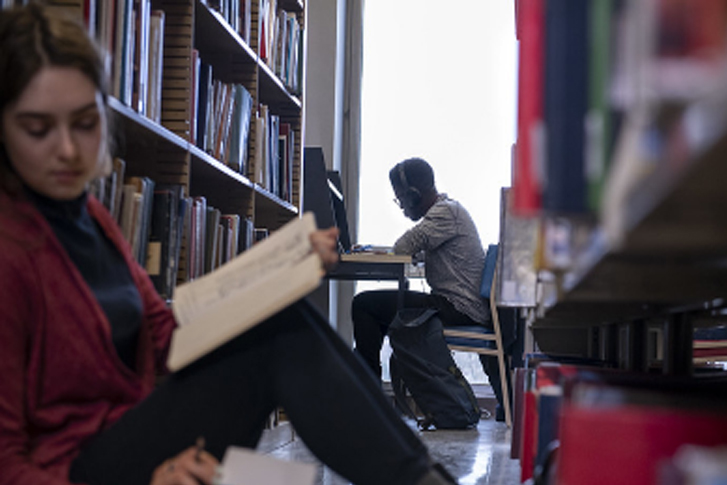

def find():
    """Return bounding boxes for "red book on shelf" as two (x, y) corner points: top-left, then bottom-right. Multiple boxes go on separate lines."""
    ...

(510, 367), (527, 459)
(520, 383), (538, 483)
(512, 0), (544, 216)
(557, 405), (727, 485)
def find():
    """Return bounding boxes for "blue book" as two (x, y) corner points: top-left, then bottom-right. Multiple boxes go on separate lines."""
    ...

(543, 0), (589, 213)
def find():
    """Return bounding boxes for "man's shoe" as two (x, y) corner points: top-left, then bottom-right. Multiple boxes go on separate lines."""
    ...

(495, 404), (505, 422)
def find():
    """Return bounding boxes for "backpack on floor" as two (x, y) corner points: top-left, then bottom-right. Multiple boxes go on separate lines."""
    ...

(388, 308), (481, 430)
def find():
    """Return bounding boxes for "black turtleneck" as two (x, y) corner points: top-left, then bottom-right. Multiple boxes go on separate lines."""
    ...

(28, 188), (142, 373)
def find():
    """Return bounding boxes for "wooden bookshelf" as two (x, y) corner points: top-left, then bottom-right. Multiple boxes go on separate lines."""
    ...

(37, 0), (307, 295)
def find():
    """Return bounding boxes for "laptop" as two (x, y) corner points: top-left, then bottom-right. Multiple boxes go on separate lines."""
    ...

(303, 147), (398, 258)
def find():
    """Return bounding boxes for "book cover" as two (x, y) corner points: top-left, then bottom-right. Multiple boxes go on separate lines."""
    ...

(147, 189), (173, 295)
(275, 9), (288, 80)
(225, 83), (253, 174)
(119, 184), (138, 246)
(558, 400), (727, 485)
(189, 49), (201, 145)
(167, 213), (322, 371)
(542, 0), (589, 214)
(510, 367), (528, 459)
(268, 114), (280, 196)
(240, 217), (254, 253)
(585, 0), (613, 213)
(96, 0), (117, 76)
(109, 158), (127, 223)
(204, 206), (221, 274)
(213, 82), (233, 160)
(112, 0), (132, 103)
(196, 62), (213, 152)
(253, 108), (266, 185)
(223, 84), (241, 171)
(83, 0), (96, 38)
(217, 446), (316, 485)
(519, 370), (538, 483)
(147, 9), (165, 124)
(513, 0), (544, 216)
(127, 176), (156, 266)
(188, 196), (208, 280)
(149, 184), (185, 299)
(278, 123), (291, 201)
(132, 0), (151, 115)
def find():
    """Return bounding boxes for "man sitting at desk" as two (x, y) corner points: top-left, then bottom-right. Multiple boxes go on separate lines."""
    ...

(352, 157), (508, 419)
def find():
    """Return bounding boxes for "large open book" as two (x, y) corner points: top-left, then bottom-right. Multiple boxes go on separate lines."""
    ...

(167, 213), (321, 371)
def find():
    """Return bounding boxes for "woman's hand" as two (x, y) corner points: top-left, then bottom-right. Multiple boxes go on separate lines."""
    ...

(310, 227), (340, 272)
(150, 446), (219, 485)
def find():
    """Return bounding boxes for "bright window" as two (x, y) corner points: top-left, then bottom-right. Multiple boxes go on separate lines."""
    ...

(357, 0), (518, 383)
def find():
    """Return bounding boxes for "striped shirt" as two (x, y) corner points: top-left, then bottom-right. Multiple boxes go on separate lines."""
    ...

(393, 194), (489, 324)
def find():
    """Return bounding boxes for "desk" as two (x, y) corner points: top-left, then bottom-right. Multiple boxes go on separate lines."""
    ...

(327, 253), (413, 309)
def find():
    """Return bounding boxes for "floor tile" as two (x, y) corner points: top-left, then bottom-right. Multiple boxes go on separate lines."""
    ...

(268, 416), (521, 485)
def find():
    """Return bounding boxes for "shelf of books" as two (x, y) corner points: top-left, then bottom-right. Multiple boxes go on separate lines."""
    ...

(511, 1), (727, 482)
(513, 0), (727, 322)
(17, 0), (307, 302)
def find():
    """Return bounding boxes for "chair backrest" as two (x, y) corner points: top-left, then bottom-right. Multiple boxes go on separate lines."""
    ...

(480, 244), (499, 300)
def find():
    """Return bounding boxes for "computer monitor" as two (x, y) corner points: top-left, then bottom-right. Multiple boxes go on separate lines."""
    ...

(326, 171), (352, 253)
(302, 147), (351, 253)
(303, 147), (336, 229)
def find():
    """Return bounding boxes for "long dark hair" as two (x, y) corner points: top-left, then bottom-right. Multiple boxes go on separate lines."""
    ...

(0, 3), (110, 196)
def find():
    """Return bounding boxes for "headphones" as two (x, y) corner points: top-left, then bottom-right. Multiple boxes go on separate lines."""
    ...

(397, 163), (422, 209)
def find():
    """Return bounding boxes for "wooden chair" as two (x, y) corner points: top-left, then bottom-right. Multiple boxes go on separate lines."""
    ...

(442, 244), (512, 427)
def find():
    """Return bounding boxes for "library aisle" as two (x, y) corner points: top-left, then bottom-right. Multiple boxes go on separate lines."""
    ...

(269, 416), (519, 485)
(264, 384), (518, 485)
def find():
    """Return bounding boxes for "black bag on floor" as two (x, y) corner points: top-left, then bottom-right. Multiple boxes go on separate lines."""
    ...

(388, 308), (481, 430)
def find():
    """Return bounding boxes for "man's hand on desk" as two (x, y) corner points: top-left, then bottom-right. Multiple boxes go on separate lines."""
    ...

(311, 227), (340, 272)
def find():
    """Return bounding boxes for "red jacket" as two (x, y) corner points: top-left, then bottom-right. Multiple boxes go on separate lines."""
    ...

(0, 191), (176, 484)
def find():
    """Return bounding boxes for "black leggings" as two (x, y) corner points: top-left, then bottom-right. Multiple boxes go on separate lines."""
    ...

(69, 299), (430, 485)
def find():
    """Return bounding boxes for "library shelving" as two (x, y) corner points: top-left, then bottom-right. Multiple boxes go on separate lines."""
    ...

(511, 0), (727, 365)
(511, 0), (727, 483)
(16, 0), (308, 299)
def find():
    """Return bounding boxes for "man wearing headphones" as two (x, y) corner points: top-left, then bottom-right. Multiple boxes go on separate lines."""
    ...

(351, 157), (492, 398)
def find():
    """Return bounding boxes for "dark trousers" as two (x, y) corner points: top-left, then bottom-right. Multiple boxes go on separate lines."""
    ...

(352, 290), (522, 419)
(69, 299), (430, 485)
(351, 289), (477, 379)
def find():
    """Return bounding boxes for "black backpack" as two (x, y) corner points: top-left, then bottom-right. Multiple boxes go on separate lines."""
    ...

(388, 308), (481, 430)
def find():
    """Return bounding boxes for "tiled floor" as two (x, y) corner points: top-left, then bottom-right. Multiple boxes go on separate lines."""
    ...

(263, 384), (521, 485)
(268, 415), (520, 485)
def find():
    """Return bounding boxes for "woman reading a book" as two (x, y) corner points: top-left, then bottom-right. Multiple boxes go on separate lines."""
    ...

(0, 5), (456, 485)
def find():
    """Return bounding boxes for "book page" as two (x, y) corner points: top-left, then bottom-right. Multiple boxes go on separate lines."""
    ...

(215, 447), (317, 485)
(167, 213), (321, 371)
